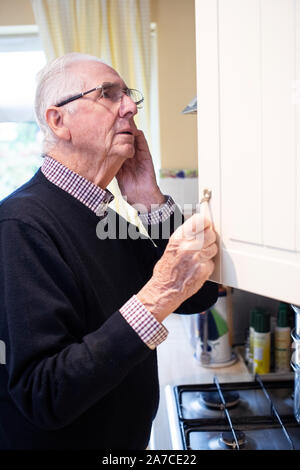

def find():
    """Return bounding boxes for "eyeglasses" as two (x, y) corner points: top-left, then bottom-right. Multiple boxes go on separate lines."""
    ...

(55, 82), (144, 108)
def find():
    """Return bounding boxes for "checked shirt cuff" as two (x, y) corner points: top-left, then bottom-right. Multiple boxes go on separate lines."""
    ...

(119, 295), (168, 350)
(138, 196), (177, 226)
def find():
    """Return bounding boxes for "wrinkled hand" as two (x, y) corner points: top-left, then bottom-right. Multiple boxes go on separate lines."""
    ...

(116, 122), (165, 211)
(136, 213), (218, 322)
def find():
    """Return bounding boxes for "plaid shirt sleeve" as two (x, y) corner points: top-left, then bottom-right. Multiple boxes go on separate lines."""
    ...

(138, 195), (177, 226)
(119, 295), (168, 350)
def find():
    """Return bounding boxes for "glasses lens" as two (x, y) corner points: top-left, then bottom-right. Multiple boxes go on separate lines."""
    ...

(128, 89), (144, 107)
(101, 83), (144, 107)
(101, 83), (120, 102)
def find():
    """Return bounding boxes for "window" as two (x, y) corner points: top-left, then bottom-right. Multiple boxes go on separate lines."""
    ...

(0, 26), (46, 200)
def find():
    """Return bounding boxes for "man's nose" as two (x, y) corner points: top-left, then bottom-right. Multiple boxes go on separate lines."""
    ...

(118, 93), (138, 118)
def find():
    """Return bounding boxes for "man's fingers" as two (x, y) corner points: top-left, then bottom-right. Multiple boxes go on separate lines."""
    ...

(172, 233), (217, 253)
(203, 227), (217, 248)
(200, 259), (215, 278)
(198, 242), (218, 260)
(134, 130), (150, 154)
(201, 200), (213, 230)
(171, 214), (216, 252)
(132, 120), (138, 133)
(172, 213), (211, 241)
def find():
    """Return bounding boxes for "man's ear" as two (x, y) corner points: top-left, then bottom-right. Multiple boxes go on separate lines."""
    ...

(45, 106), (71, 141)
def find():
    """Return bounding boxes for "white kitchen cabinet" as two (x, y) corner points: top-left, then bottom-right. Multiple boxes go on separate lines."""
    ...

(195, 0), (300, 305)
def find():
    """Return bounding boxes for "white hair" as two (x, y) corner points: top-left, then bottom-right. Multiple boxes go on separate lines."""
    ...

(34, 52), (107, 151)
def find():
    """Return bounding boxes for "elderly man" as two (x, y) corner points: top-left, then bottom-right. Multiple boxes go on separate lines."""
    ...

(0, 53), (218, 450)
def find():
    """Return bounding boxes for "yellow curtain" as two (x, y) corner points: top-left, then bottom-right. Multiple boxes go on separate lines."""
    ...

(31, 0), (151, 235)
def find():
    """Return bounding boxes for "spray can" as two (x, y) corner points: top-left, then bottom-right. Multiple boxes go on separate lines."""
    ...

(253, 310), (271, 374)
(274, 302), (291, 373)
(247, 308), (259, 369)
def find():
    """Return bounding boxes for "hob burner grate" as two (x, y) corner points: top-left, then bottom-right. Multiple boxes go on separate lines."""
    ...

(220, 430), (246, 449)
(200, 390), (240, 409)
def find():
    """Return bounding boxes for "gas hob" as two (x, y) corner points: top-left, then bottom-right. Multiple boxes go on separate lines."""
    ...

(165, 377), (300, 450)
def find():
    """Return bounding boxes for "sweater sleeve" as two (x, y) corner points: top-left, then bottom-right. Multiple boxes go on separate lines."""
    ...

(0, 219), (152, 431)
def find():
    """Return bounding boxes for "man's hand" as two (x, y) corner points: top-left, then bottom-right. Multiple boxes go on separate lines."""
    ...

(116, 123), (165, 211)
(136, 213), (218, 322)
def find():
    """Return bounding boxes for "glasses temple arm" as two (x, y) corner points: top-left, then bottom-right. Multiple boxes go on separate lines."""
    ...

(56, 87), (101, 107)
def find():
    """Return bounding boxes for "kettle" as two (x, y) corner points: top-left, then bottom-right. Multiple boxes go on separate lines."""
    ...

(193, 288), (237, 368)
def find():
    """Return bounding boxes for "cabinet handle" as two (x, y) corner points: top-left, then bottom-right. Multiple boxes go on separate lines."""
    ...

(200, 188), (212, 204)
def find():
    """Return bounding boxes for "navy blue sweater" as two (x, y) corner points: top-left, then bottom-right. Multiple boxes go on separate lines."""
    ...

(0, 169), (218, 450)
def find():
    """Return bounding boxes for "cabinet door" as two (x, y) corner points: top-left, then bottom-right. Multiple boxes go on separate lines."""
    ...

(196, 0), (300, 305)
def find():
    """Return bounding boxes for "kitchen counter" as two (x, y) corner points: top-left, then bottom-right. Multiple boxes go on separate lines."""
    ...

(149, 313), (252, 450)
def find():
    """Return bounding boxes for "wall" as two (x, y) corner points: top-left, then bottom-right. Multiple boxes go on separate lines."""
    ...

(0, 0), (35, 25)
(152, 0), (197, 170)
(0, 0), (197, 171)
